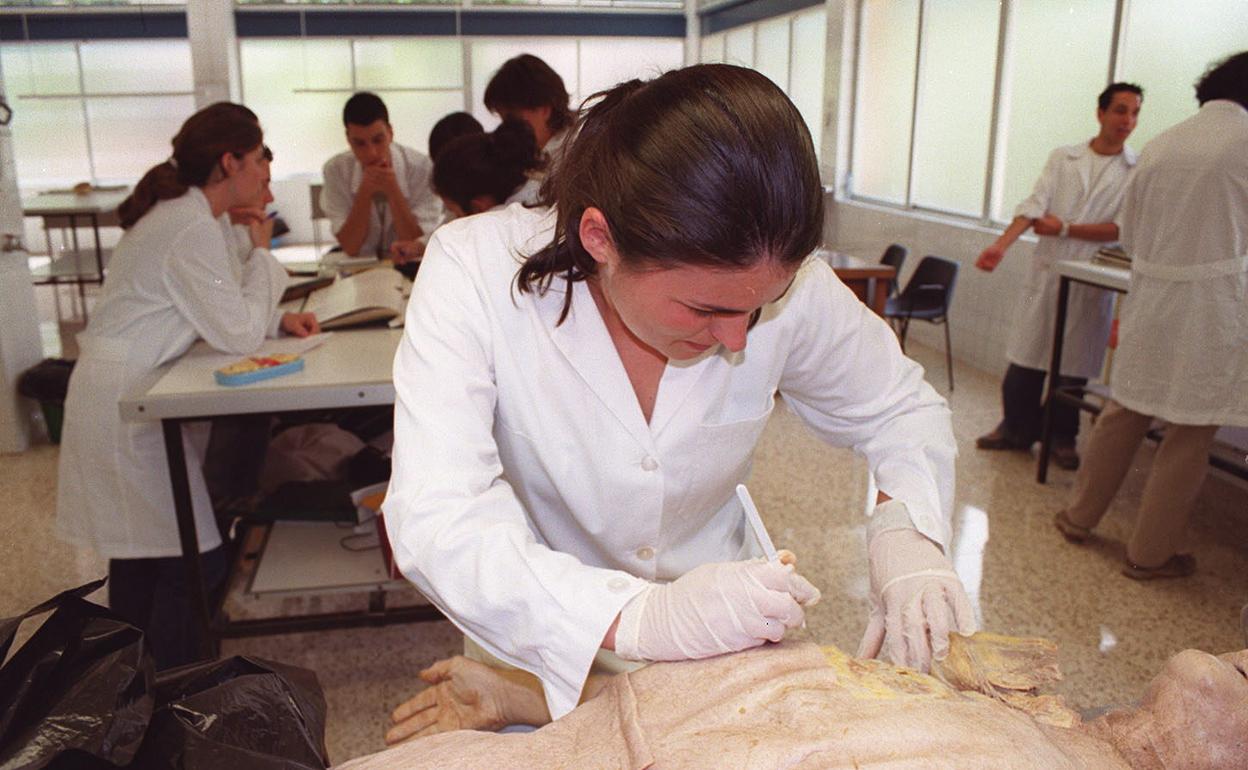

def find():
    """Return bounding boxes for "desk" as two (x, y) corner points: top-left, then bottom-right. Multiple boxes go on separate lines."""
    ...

(813, 249), (896, 315)
(23, 188), (129, 320)
(1037, 260), (1248, 485)
(120, 328), (441, 659)
(1037, 260), (1129, 483)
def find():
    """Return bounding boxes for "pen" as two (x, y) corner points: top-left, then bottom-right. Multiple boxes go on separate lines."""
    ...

(736, 484), (779, 562)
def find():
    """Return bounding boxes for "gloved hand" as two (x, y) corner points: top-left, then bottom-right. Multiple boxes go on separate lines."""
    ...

(614, 559), (821, 662)
(857, 500), (977, 672)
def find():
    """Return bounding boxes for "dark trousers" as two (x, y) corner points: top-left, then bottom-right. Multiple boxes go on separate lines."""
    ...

(108, 544), (230, 671)
(999, 363), (1086, 446)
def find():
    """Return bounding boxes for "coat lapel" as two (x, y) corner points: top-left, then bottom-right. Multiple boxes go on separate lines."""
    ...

(539, 278), (656, 451)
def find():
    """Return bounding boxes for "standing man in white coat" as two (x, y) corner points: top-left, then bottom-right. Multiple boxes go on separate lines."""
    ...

(319, 92), (443, 261)
(1054, 52), (1248, 579)
(56, 103), (318, 669)
(976, 83), (1143, 470)
(384, 65), (975, 725)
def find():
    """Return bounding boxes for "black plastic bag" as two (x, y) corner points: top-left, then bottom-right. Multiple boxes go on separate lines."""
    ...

(0, 581), (329, 770)
(15, 360), (74, 403)
(0, 578), (153, 770)
(134, 657), (329, 769)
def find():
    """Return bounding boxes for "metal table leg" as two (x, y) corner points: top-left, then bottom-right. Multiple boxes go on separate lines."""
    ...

(161, 417), (215, 661)
(1037, 275), (1071, 483)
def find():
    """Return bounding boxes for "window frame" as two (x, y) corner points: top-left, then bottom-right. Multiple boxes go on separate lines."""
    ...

(845, 0), (1127, 229)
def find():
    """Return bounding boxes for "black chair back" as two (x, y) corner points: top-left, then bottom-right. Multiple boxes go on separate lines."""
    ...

(896, 255), (958, 317)
(879, 243), (908, 298)
(884, 255), (960, 390)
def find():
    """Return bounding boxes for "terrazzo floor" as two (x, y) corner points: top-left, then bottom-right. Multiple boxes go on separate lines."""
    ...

(2, 339), (1246, 766)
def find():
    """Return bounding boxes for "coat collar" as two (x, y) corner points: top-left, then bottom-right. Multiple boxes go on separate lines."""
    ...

(534, 268), (718, 449)
(1065, 140), (1138, 167)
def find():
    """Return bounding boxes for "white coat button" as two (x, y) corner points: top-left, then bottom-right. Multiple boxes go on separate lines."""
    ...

(607, 577), (630, 592)
(640, 456), (659, 472)
(636, 546), (655, 561)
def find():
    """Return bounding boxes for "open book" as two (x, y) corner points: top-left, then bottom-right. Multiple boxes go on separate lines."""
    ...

(303, 267), (409, 330)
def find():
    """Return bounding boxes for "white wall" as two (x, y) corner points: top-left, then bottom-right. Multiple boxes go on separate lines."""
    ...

(825, 191), (1043, 378)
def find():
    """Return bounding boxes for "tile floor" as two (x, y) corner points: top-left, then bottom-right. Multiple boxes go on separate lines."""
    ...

(2, 339), (1246, 765)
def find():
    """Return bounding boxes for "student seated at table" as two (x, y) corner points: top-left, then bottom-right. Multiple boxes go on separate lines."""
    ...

(55, 102), (319, 671)
(483, 54), (575, 174)
(319, 92), (443, 260)
(428, 111), (484, 162)
(390, 120), (543, 265)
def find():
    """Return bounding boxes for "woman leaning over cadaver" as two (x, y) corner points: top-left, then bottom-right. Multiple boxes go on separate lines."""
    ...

(384, 64), (975, 725)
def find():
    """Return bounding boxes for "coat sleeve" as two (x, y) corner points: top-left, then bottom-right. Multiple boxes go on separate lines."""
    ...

(1014, 148), (1062, 221)
(162, 220), (287, 354)
(385, 233), (648, 719)
(403, 149), (445, 241)
(320, 156), (353, 235)
(777, 261), (957, 548)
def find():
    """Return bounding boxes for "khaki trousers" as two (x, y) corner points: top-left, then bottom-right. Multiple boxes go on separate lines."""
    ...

(1066, 400), (1219, 567)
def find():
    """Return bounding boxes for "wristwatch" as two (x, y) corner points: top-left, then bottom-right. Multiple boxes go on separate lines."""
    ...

(1059, 220), (1070, 238)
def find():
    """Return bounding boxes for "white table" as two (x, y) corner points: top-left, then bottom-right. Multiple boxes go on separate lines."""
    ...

(23, 188), (130, 320)
(1038, 259), (1248, 485)
(120, 327), (441, 658)
(1037, 260), (1130, 483)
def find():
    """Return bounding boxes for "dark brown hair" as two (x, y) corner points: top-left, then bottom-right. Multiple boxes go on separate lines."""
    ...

(343, 91), (389, 128)
(429, 111), (484, 160)
(516, 64), (824, 323)
(1097, 82), (1143, 111)
(483, 54), (574, 134)
(118, 102), (262, 229)
(1196, 50), (1248, 109)
(433, 119), (540, 213)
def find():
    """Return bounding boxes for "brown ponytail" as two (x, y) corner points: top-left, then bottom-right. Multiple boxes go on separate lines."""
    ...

(118, 102), (263, 229)
(516, 65), (824, 324)
(432, 119), (541, 214)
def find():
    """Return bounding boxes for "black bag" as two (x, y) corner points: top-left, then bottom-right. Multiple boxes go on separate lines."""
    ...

(0, 580), (329, 770)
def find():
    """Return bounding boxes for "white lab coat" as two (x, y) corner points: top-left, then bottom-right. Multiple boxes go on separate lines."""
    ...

(385, 204), (956, 718)
(1111, 100), (1248, 426)
(319, 143), (444, 257)
(56, 188), (288, 560)
(1007, 142), (1137, 379)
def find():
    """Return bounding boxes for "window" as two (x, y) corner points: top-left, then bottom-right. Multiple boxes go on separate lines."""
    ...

(1118, 0), (1248, 149)
(993, 0), (1115, 220)
(850, 0), (918, 204)
(1, 39), (194, 186)
(698, 6), (828, 162)
(241, 37), (469, 175)
(239, 34), (683, 177)
(848, 0), (1248, 225)
(909, 0), (1000, 216)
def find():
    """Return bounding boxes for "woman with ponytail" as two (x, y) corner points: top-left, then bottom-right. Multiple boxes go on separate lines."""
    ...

(384, 65), (971, 731)
(432, 118), (543, 217)
(56, 103), (318, 670)
(389, 119), (542, 265)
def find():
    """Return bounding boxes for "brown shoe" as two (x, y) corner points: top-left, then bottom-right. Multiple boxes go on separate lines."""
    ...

(1051, 443), (1080, 471)
(976, 429), (1032, 451)
(1122, 553), (1196, 580)
(1053, 511), (1091, 544)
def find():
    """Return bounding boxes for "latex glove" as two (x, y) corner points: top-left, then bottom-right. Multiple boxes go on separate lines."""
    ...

(615, 559), (821, 662)
(857, 501), (977, 671)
